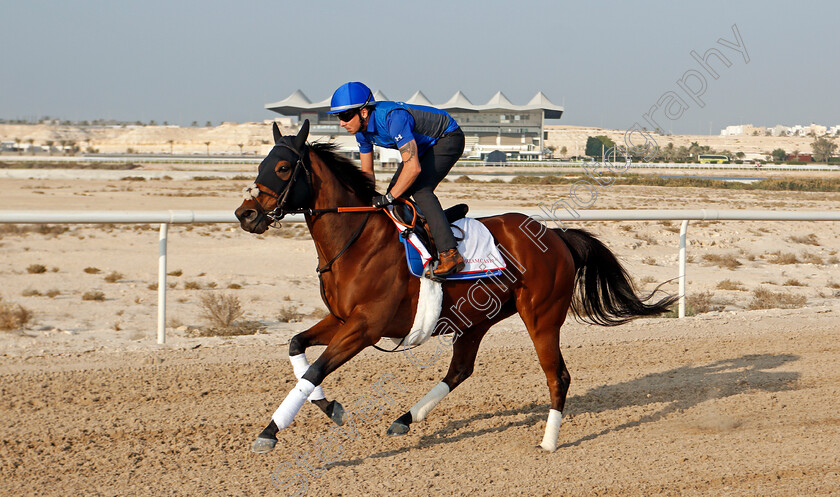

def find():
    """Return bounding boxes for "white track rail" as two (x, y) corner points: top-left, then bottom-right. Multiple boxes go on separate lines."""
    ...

(2, 209), (838, 343)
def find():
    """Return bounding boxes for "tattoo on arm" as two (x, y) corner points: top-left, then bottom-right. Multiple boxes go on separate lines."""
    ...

(399, 141), (417, 161)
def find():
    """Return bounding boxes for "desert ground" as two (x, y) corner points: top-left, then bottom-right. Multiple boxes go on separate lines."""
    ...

(1, 168), (839, 496)
(0, 122), (821, 157)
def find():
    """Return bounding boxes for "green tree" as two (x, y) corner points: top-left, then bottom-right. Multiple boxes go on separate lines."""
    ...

(585, 135), (615, 157)
(771, 148), (786, 162)
(811, 136), (837, 163)
(662, 142), (676, 162)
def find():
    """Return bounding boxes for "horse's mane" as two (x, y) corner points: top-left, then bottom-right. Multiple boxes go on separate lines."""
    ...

(310, 142), (377, 202)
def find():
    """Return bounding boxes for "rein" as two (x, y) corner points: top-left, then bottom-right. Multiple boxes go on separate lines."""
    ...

(250, 140), (422, 353)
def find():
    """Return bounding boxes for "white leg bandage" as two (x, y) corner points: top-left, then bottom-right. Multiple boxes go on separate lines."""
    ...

(272, 379), (316, 430)
(289, 353), (326, 402)
(409, 382), (450, 422)
(539, 409), (563, 452)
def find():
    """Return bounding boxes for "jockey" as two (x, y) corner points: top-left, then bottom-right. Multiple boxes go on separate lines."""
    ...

(328, 82), (466, 277)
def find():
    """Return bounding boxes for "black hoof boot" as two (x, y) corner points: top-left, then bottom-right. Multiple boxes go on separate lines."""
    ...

(386, 412), (412, 436)
(326, 400), (345, 426)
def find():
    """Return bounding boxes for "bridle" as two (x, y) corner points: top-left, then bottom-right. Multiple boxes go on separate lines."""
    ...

(245, 139), (422, 352)
(263, 141), (314, 223)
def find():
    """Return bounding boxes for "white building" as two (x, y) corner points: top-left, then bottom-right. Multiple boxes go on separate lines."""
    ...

(265, 89), (564, 161)
(770, 125), (790, 137)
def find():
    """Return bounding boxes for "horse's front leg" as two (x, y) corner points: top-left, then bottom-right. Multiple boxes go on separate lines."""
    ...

(252, 314), (345, 453)
(252, 311), (380, 453)
(288, 316), (346, 426)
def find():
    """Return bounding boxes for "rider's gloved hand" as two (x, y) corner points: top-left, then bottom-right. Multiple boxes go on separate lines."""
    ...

(372, 192), (395, 208)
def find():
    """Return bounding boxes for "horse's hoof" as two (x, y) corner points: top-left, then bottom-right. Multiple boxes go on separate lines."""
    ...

(327, 400), (345, 426)
(386, 420), (410, 436)
(251, 436), (277, 454)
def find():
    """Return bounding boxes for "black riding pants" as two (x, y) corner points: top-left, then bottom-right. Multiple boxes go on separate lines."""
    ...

(388, 128), (465, 252)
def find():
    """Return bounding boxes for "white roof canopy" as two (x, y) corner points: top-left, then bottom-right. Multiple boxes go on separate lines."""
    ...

(266, 89), (563, 118)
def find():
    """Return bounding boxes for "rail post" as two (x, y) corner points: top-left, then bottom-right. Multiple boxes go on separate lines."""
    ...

(678, 220), (689, 318)
(157, 223), (168, 344)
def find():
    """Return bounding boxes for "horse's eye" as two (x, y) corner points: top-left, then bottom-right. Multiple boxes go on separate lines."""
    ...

(278, 166), (290, 172)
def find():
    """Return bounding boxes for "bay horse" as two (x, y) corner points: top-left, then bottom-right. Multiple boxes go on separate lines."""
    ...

(234, 121), (676, 453)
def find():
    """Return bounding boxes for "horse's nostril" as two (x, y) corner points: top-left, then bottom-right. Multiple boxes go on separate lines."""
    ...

(243, 209), (257, 222)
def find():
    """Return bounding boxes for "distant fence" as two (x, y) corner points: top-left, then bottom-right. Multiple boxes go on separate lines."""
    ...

(3, 155), (839, 172)
(1, 209), (838, 344)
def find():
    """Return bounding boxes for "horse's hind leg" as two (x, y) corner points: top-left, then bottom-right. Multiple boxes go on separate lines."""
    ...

(252, 315), (344, 453)
(519, 301), (572, 452)
(387, 320), (494, 436)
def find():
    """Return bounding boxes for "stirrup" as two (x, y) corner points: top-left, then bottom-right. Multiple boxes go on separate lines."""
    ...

(424, 261), (447, 283)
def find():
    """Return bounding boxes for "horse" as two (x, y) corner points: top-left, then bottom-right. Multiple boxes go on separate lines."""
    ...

(234, 120), (676, 453)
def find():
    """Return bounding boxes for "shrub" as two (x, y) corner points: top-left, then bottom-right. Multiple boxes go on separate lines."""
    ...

(801, 252), (824, 265)
(635, 233), (658, 245)
(82, 291), (105, 301)
(277, 304), (305, 323)
(27, 264), (47, 274)
(104, 271), (124, 283)
(687, 291), (724, 314)
(84, 267), (101, 274)
(788, 233), (819, 246)
(167, 269), (182, 277)
(45, 289), (60, 298)
(748, 287), (806, 310)
(21, 289), (42, 297)
(0, 297), (33, 330)
(307, 308), (330, 320)
(199, 292), (244, 329)
(765, 251), (799, 265)
(227, 283), (242, 290)
(701, 253), (741, 270)
(184, 281), (201, 290)
(783, 279), (805, 287)
(716, 279), (746, 291)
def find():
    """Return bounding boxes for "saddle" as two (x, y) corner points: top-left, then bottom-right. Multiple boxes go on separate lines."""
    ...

(391, 200), (469, 257)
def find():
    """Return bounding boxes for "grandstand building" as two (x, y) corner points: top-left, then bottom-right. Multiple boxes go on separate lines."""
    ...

(265, 90), (563, 161)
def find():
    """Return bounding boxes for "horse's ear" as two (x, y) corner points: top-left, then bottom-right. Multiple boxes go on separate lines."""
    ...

(295, 119), (310, 151)
(272, 122), (282, 145)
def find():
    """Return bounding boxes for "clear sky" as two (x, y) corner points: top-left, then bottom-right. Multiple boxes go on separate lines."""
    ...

(1, 0), (837, 134)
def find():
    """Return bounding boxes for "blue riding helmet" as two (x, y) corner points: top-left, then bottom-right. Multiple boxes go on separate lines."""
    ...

(328, 82), (375, 113)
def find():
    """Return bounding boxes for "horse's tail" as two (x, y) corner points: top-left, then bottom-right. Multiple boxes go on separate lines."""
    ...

(553, 228), (678, 326)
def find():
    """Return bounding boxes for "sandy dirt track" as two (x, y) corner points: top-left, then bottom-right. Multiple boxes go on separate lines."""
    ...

(2, 174), (840, 496)
(2, 311), (840, 496)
